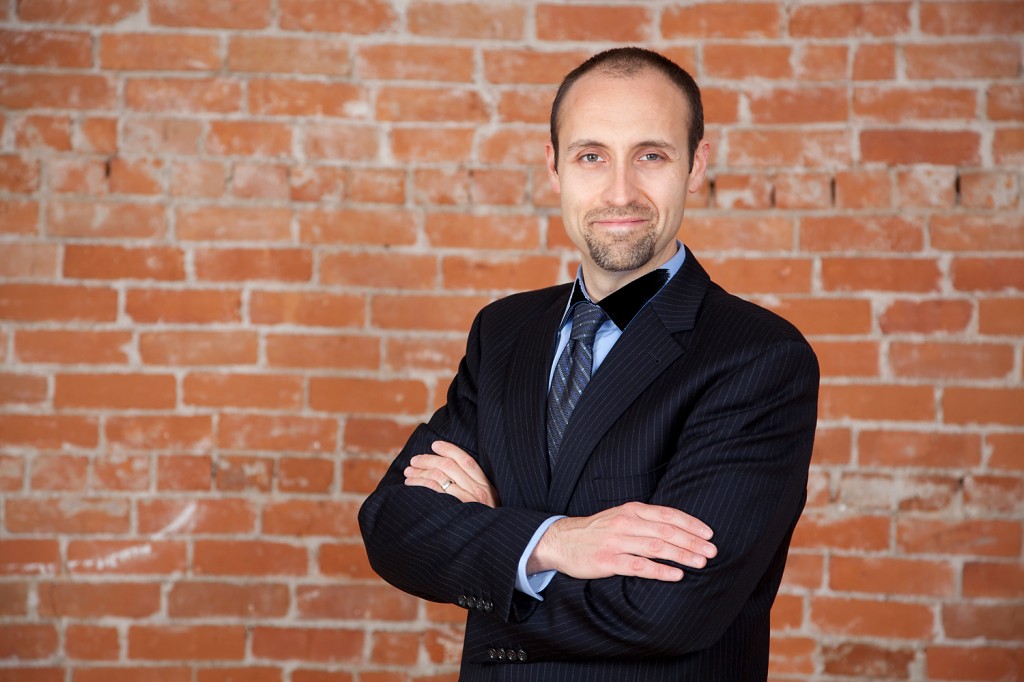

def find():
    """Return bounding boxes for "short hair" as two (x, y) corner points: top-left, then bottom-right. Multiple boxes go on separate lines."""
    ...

(549, 47), (704, 171)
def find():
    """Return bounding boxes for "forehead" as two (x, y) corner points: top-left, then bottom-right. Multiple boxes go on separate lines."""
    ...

(558, 69), (690, 143)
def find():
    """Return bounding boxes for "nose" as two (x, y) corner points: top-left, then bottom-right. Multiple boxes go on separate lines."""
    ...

(602, 160), (641, 206)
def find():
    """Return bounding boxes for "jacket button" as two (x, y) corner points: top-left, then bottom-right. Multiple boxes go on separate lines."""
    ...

(484, 600), (494, 612)
(457, 595), (467, 607)
(497, 649), (506, 660)
(488, 648), (497, 659)
(517, 649), (528, 661)
(467, 596), (477, 608)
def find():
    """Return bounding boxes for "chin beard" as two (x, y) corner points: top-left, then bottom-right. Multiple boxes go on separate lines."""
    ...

(581, 203), (659, 272)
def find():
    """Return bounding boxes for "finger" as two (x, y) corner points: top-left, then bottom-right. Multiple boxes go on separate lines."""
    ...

(404, 474), (476, 504)
(611, 554), (684, 582)
(629, 502), (715, 540)
(408, 455), (474, 493)
(431, 441), (489, 485)
(615, 536), (712, 569)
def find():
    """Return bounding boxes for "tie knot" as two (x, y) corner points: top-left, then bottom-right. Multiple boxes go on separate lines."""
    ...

(569, 301), (606, 344)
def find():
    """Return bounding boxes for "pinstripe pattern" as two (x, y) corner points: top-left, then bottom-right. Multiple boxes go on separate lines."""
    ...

(359, 249), (820, 681)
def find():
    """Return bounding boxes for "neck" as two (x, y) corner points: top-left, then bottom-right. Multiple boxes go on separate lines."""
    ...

(581, 244), (679, 302)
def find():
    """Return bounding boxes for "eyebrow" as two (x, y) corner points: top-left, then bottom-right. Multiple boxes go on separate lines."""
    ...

(566, 139), (680, 155)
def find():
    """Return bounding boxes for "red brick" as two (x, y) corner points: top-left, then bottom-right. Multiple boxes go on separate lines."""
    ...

(688, 215), (793, 250)
(879, 299), (973, 334)
(252, 627), (364, 663)
(297, 584), (418, 620)
(138, 498), (258, 535)
(662, 2), (780, 37)
(66, 540), (186, 574)
(347, 168), (407, 204)
(763, 298), (872, 335)
(344, 418), (414, 455)
(959, 171), (1020, 209)
(309, 377), (429, 415)
(77, 116), (117, 153)
(0, 540), (60, 575)
(823, 642), (915, 678)
(248, 79), (366, 117)
(64, 245), (184, 281)
(479, 127), (549, 165)
(18, 0), (141, 23)
(130, 625), (246, 661)
(0, 155), (39, 193)
(372, 294), (491, 332)
(318, 542), (375, 579)
(194, 540), (307, 576)
(943, 603), (1024, 641)
(710, 174), (773, 210)
(150, 0), (269, 28)
(218, 414), (338, 452)
(767, 636), (815, 675)
(392, 126), (475, 162)
(109, 157), (163, 195)
(139, 330), (257, 366)
(196, 669), (282, 682)
(822, 257), (941, 292)
(280, 457), (334, 493)
(535, 4), (652, 41)
(300, 208), (417, 246)
(72, 668), (190, 682)
(290, 673), (354, 682)
(55, 373), (175, 409)
(791, 2), (911, 36)
(821, 384), (934, 422)
(749, 86), (847, 124)
(854, 86), (976, 122)
(215, 455), (274, 492)
(980, 298), (1024, 335)
(48, 201), (166, 239)
(811, 340), (878, 378)
(0, 73), (114, 109)
(705, 44), (792, 79)
(443, 254), (561, 291)
(791, 513), (890, 551)
(231, 162), (290, 200)
(900, 340), (1016, 379)
(0, 199), (40, 234)
(0, 372), (45, 405)
(386, 337), (464, 374)
(29, 454), (88, 491)
(122, 118), (202, 154)
(265, 334), (380, 370)
(483, 49), (591, 85)
(695, 258), (811, 294)
(989, 83), (1024, 120)
(794, 44), (849, 81)
(944, 388), (1024, 425)
(897, 166), (958, 208)
(426, 213), (540, 250)
(184, 373), (303, 409)
(841, 472), (958, 512)
(854, 43), (897, 80)
(810, 427), (852, 466)
(377, 86), (487, 122)
(168, 582), (289, 618)
(770, 594), (803, 630)
(125, 78), (241, 113)
(498, 89), (553, 124)
(5, 497), (129, 534)
(994, 128), (1024, 166)
(250, 290), (365, 327)
(899, 518), (1022, 557)
(46, 157), (106, 194)
(0, 29), (91, 67)
(206, 120), (292, 157)
(304, 123), (379, 161)
(862, 129), (980, 165)
(728, 129), (850, 167)
(966, 475), (1024, 516)
(926, 645), (1024, 681)
(371, 631), (420, 666)
(321, 251), (437, 289)
(812, 596), (932, 638)
(0, 625), (58, 659)
(357, 44), (474, 82)
(193, 248), (313, 282)
(229, 35), (350, 75)
(126, 289), (241, 324)
(263, 499), (360, 538)
(923, 1), (1024, 36)
(0, 455), (24, 491)
(906, 41), (1020, 78)
(988, 434), (1024, 471)
(408, 2), (523, 38)
(964, 562), (1024, 598)
(779, 552), (824, 590)
(37, 581), (160, 617)
(831, 556), (956, 596)
(156, 455), (212, 491)
(802, 216), (922, 252)
(66, 624), (119, 660)
(341, 457), (388, 493)
(832, 169), (892, 209)
(0, 415), (99, 450)
(100, 33), (220, 70)
(935, 216), (1023, 251)
(93, 454), (150, 491)
(859, 430), (981, 469)
(279, 0), (395, 32)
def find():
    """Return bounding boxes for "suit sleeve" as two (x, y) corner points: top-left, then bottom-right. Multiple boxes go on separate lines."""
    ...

(358, 311), (552, 616)
(464, 337), (820, 661)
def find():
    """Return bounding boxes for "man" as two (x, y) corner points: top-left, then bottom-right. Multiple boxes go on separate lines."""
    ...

(359, 47), (819, 681)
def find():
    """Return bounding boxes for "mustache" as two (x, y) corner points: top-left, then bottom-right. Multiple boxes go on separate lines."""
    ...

(584, 203), (657, 223)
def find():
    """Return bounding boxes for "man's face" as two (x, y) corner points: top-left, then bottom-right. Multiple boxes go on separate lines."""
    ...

(546, 69), (709, 292)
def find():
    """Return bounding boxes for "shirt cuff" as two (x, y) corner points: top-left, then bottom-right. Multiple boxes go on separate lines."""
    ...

(514, 515), (565, 600)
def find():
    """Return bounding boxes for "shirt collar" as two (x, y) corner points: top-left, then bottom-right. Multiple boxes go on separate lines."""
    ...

(563, 241), (686, 331)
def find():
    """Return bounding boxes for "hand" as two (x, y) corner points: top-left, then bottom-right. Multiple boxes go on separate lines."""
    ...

(403, 441), (499, 508)
(528, 501), (716, 581)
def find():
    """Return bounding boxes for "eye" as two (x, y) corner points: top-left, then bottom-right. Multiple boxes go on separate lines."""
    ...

(580, 153), (602, 163)
(640, 152), (664, 162)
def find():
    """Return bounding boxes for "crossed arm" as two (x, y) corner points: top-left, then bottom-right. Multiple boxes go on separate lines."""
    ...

(405, 440), (718, 583)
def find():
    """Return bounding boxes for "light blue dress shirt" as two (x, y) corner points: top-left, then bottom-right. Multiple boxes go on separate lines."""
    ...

(514, 243), (687, 599)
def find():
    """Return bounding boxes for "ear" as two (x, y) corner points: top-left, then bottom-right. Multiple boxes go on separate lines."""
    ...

(687, 139), (711, 194)
(545, 140), (561, 195)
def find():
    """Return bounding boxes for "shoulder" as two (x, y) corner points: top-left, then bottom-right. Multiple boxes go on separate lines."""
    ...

(477, 283), (572, 326)
(696, 282), (813, 356)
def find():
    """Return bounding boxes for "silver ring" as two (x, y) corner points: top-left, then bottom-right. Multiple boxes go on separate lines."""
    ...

(441, 479), (454, 492)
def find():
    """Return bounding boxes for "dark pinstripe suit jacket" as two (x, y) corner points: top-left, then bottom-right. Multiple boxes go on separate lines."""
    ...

(359, 250), (820, 681)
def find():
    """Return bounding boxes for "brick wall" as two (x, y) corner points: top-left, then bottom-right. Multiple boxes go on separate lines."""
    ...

(0, 1), (1021, 680)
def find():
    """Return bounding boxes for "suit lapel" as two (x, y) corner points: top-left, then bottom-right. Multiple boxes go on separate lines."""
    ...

(546, 250), (711, 512)
(504, 288), (570, 509)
